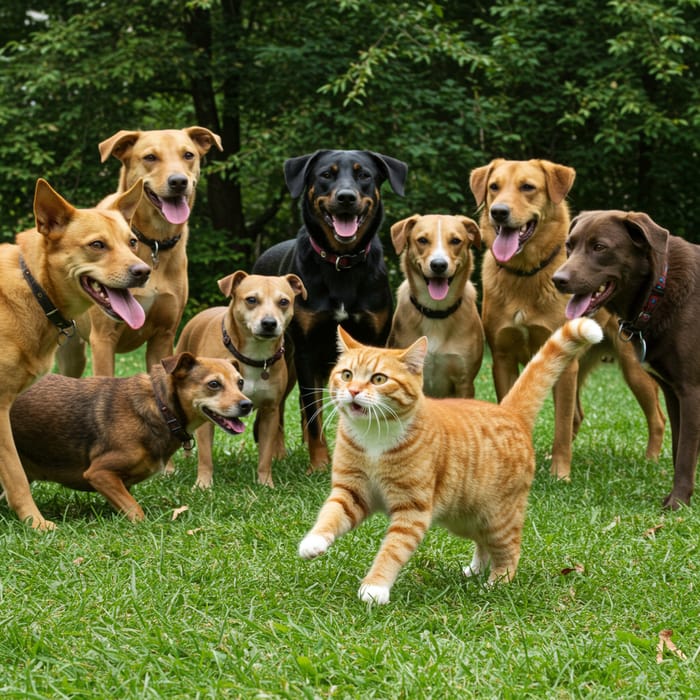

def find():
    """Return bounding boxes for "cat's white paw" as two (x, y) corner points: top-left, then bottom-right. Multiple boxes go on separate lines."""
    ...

(358, 583), (391, 605)
(298, 533), (329, 559)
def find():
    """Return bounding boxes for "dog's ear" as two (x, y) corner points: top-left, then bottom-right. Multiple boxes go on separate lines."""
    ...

(541, 161), (576, 205)
(98, 130), (141, 163)
(458, 216), (482, 249)
(284, 152), (328, 198)
(469, 161), (500, 207)
(114, 179), (145, 223)
(623, 212), (669, 255)
(390, 215), (421, 254)
(368, 152), (408, 196)
(218, 270), (248, 298)
(285, 274), (308, 300)
(183, 126), (223, 155)
(33, 179), (76, 236)
(161, 352), (197, 377)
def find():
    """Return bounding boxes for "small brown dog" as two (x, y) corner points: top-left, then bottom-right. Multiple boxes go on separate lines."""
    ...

(470, 158), (665, 480)
(9, 353), (252, 521)
(553, 210), (700, 508)
(57, 126), (223, 378)
(173, 271), (307, 488)
(0, 178), (150, 529)
(388, 214), (484, 398)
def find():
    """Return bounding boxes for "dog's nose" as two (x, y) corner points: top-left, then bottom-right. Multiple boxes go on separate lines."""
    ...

(260, 317), (278, 333)
(430, 258), (448, 275)
(490, 203), (510, 223)
(552, 270), (569, 292)
(168, 173), (188, 193)
(336, 189), (358, 205)
(238, 399), (254, 416)
(129, 262), (151, 281)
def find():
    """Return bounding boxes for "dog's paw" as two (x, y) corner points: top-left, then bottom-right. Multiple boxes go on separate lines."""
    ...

(358, 583), (391, 605)
(298, 533), (329, 559)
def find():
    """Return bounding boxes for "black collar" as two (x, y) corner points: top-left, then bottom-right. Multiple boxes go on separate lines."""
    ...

(308, 235), (372, 270)
(151, 376), (194, 451)
(221, 319), (284, 380)
(496, 245), (562, 277)
(19, 254), (76, 339)
(132, 224), (182, 268)
(409, 294), (463, 319)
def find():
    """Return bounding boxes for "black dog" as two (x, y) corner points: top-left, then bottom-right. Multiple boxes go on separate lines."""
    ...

(253, 150), (407, 469)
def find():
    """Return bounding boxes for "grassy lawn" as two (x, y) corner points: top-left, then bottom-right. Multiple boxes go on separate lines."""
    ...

(0, 348), (698, 699)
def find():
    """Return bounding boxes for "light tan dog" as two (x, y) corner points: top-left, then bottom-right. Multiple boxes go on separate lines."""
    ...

(469, 158), (665, 479)
(57, 126), (223, 377)
(387, 214), (484, 398)
(10, 353), (251, 522)
(172, 271), (307, 488)
(0, 178), (150, 529)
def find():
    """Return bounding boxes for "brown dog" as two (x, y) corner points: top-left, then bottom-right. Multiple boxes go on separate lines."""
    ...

(387, 214), (484, 398)
(9, 353), (252, 521)
(0, 178), (151, 529)
(57, 126), (223, 377)
(173, 271), (307, 488)
(553, 210), (700, 508)
(469, 158), (665, 479)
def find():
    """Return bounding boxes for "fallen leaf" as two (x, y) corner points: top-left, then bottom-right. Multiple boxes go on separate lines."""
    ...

(172, 505), (189, 521)
(72, 556), (85, 566)
(186, 527), (204, 536)
(560, 563), (585, 576)
(602, 516), (621, 532)
(656, 629), (687, 663)
(643, 523), (664, 538)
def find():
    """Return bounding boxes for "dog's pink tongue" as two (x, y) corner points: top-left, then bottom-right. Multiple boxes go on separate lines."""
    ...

(161, 197), (190, 225)
(106, 288), (146, 329)
(565, 293), (593, 320)
(428, 278), (449, 301)
(223, 417), (246, 434)
(492, 227), (520, 262)
(333, 217), (359, 239)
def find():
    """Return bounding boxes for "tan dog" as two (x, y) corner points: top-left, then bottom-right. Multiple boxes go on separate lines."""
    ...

(173, 271), (307, 488)
(387, 214), (484, 398)
(0, 178), (150, 529)
(57, 126), (223, 377)
(10, 353), (251, 521)
(469, 158), (665, 479)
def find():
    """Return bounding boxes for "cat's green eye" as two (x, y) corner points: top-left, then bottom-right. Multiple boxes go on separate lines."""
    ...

(371, 373), (387, 385)
(341, 369), (353, 381)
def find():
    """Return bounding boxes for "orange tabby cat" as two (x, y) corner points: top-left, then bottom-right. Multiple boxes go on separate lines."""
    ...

(298, 318), (603, 604)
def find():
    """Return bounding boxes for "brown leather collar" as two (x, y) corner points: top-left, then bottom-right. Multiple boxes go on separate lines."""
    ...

(221, 319), (284, 380)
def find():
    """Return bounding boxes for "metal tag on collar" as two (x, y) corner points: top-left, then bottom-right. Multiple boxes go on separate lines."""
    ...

(618, 320), (647, 363)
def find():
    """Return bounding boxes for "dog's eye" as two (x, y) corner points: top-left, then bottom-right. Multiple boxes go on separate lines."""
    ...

(488, 183), (499, 191)
(417, 236), (429, 246)
(592, 242), (606, 252)
(449, 237), (462, 246)
(245, 296), (257, 306)
(183, 151), (195, 160)
(143, 154), (157, 162)
(320, 170), (332, 180)
(208, 380), (222, 390)
(237, 378), (245, 390)
(520, 183), (536, 192)
(89, 240), (105, 250)
(279, 298), (290, 308)
(371, 373), (387, 385)
(341, 369), (353, 381)
(129, 237), (139, 249)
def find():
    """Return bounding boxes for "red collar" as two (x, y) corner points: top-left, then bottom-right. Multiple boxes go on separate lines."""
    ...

(308, 236), (372, 270)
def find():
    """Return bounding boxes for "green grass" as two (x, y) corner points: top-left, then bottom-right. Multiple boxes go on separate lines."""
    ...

(1, 350), (698, 699)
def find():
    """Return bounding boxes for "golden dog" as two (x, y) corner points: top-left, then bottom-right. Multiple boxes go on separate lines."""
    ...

(0, 178), (150, 528)
(388, 214), (484, 398)
(57, 126), (223, 377)
(173, 271), (306, 488)
(469, 158), (665, 479)
(10, 353), (251, 521)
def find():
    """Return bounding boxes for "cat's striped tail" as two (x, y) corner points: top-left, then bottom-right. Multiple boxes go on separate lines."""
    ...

(501, 318), (603, 431)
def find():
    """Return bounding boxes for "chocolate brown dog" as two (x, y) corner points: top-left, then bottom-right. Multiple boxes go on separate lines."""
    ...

(9, 354), (252, 521)
(553, 210), (700, 508)
(253, 150), (407, 470)
(172, 271), (306, 488)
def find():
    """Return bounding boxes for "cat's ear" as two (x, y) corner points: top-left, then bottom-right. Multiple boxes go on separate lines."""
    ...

(401, 336), (428, 375)
(337, 325), (360, 353)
